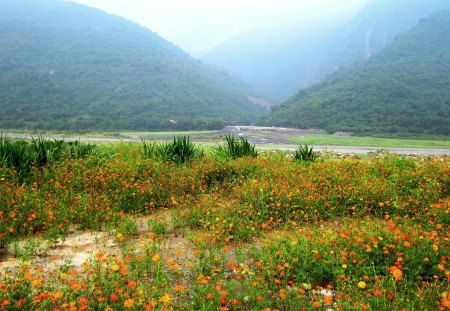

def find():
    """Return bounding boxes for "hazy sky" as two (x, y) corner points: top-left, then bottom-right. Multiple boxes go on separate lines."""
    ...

(70, 0), (370, 56)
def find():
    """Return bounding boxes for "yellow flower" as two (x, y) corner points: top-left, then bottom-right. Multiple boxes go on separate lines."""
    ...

(159, 293), (171, 304)
(111, 264), (120, 272)
(342, 264), (347, 269)
(152, 254), (160, 263)
(53, 291), (64, 299)
(358, 281), (367, 289)
(303, 283), (312, 290)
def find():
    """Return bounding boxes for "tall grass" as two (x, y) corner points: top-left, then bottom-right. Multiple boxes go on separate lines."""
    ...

(214, 134), (258, 159)
(293, 144), (318, 162)
(141, 136), (203, 164)
(0, 136), (98, 181)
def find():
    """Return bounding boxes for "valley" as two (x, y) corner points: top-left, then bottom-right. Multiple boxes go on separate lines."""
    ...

(0, 1), (449, 309)
(2, 127), (449, 155)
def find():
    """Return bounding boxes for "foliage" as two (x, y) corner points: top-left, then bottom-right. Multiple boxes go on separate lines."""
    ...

(0, 136), (98, 182)
(213, 134), (259, 159)
(0, 0), (267, 132)
(142, 136), (203, 164)
(293, 144), (317, 162)
(0, 142), (449, 310)
(289, 134), (450, 148)
(260, 11), (450, 136)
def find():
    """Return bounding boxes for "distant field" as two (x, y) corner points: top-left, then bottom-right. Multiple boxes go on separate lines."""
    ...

(2, 128), (450, 150)
(120, 130), (216, 136)
(288, 134), (450, 148)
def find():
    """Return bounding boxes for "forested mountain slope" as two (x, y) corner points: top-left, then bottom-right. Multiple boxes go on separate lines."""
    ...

(259, 11), (450, 136)
(0, 0), (267, 131)
(204, 0), (450, 102)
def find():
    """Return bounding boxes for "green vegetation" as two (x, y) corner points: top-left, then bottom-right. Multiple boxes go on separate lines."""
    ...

(204, 0), (450, 102)
(261, 11), (450, 136)
(289, 134), (450, 148)
(141, 136), (203, 164)
(214, 134), (259, 159)
(0, 136), (98, 181)
(293, 144), (318, 162)
(0, 141), (449, 310)
(123, 130), (216, 136)
(0, 0), (267, 131)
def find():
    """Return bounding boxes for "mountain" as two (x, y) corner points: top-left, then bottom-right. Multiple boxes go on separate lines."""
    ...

(203, 0), (450, 102)
(259, 11), (450, 136)
(203, 24), (335, 102)
(0, 0), (268, 131)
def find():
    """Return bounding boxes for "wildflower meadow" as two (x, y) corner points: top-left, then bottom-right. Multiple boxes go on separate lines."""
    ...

(0, 137), (449, 310)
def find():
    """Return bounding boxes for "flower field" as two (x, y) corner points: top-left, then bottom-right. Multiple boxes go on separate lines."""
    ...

(0, 141), (449, 310)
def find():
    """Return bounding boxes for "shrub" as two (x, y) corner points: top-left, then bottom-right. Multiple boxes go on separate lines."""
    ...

(141, 136), (203, 164)
(293, 144), (317, 162)
(214, 134), (258, 159)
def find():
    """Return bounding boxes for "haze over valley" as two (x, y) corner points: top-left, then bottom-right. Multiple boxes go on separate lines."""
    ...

(0, 0), (449, 137)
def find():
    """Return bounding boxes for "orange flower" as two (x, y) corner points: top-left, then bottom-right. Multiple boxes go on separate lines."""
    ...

(373, 288), (382, 297)
(389, 266), (403, 281)
(279, 289), (286, 300)
(312, 301), (321, 308)
(144, 300), (158, 311)
(111, 293), (120, 302)
(124, 299), (135, 309)
(127, 280), (137, 289)
(173, 284), (187, 292)
(152, 254), (160, 263)
(441, 291), (450, 309)
(16, 299), (25, 307)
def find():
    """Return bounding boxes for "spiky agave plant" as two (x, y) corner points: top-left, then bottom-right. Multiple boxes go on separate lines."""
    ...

(214, 134), (258, 159)
(1, 136), (99, 182)
(293, 144), (317, 162)
(141, 136), (203, 164)
(0, 136), (35, 181)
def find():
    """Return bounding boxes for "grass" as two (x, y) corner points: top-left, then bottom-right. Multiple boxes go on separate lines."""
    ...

(213, 135), (259, 159)
(289, 134), (450, 148)
(121, 130), (216, 136)
(141, 136), (204, 164)
(0, 136), (98, 182)
(293, 144), (318, 162)
(0, 142), (449, 310)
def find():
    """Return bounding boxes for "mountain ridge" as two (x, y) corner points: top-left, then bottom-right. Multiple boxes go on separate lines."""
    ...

(204, 0), (450, 102)
(0, 0), (268, 131)
(259, 10), (450, 136)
